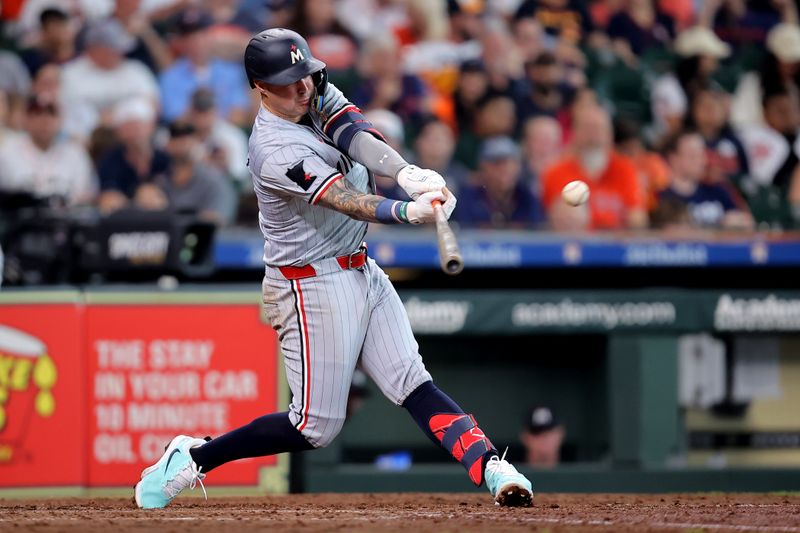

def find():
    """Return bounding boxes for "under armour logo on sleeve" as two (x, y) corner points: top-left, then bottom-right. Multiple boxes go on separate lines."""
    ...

(286, 161), (316, 191)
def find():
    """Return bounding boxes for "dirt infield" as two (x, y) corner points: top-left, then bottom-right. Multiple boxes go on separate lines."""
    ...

(1, 493), (799, 532)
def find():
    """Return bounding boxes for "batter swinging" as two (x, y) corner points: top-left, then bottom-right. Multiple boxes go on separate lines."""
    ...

(134, 28), (532, 509)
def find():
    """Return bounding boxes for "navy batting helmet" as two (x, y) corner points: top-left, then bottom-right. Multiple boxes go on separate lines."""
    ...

(244, 28), (326, 88)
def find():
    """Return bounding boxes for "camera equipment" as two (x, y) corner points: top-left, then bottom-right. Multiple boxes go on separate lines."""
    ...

(0, 193), (217, 285)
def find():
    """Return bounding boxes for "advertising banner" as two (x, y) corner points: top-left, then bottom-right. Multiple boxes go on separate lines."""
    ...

(0, 302), (85, 487)
(85, 303), (279, 486)
(217, 230), (800, 269)
(400, 290), (800, 335)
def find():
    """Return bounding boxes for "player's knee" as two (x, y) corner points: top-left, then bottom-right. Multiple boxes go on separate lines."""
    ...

(300, 413), (346, 448)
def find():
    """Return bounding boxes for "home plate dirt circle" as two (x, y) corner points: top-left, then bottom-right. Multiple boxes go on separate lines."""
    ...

(1, 493), (799, 532)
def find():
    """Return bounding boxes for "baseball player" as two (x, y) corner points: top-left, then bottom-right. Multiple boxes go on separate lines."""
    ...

(134, 29), (532, 509)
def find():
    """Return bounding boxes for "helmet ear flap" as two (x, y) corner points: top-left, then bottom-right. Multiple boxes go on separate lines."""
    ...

(312, 68), (328, 112)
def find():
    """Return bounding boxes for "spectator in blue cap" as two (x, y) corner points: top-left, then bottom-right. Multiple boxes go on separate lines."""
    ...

(158, 8), (250, 126)
(455, 136), (544, 228)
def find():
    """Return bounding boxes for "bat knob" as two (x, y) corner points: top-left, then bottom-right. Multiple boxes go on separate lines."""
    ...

(445, 259), (464, 275)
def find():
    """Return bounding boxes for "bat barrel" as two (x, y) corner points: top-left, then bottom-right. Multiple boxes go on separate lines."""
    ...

(433, 203), (464, 276)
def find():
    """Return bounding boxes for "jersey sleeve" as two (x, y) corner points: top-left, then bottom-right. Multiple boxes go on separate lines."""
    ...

(316, 82), (384, 152)
(258, 144), (343, 205)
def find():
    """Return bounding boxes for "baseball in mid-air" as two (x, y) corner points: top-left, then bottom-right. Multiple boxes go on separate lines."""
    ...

(562, 180), (590, 206)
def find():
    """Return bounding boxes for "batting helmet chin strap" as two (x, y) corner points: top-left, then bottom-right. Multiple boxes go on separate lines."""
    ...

(312, 68), (328, 113)
(429, 413), (495, 486)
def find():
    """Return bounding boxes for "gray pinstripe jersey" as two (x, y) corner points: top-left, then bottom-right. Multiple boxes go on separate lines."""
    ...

(248, 83), (373, 267)
(251, 84), (432, 449)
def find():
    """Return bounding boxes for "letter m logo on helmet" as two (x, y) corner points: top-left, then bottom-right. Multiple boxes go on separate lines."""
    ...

(290, 45), (305, 65)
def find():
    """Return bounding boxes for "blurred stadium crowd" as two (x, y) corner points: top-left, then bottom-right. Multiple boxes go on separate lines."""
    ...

(1, 0), (800, 232)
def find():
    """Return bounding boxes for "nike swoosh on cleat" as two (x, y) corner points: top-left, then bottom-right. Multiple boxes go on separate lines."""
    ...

(164, 449), (181, 472)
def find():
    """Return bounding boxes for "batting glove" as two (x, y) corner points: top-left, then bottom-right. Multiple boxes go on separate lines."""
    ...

(406, 189), (457, 224)
(396, 165), (447, 200)
(440, 188), (457, 219)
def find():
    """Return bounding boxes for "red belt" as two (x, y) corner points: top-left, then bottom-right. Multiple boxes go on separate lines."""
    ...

(278, 247), (367, 280)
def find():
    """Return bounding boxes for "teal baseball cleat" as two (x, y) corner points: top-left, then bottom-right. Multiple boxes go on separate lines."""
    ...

(134, 435), (209, 509)
(484, 453), (533, 507)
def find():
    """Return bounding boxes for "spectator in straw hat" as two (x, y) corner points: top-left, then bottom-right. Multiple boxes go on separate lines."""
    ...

(731, 22), (800, 129)
(649, 26), (730, 146)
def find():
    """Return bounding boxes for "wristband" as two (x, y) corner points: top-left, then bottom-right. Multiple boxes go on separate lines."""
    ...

(376, 199), (410, 224)
(397, 201), (409, 223)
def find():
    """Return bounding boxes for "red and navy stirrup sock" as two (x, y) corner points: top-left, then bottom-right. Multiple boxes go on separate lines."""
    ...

(190, 411), (314, 473)
(402, 381), (497, 486)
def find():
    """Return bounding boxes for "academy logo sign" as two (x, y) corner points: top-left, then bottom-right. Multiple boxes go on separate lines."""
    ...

(404, 297), (470, 334)
(511, 299), (676, 330)
(715, 294), (800, 331)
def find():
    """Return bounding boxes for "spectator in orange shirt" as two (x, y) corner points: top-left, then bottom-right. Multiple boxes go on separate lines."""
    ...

(456, 136), (545, 229)
(542, 105), (648, 231)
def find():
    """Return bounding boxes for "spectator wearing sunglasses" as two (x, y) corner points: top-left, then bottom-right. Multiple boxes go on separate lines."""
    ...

(0, 93), (95, 206)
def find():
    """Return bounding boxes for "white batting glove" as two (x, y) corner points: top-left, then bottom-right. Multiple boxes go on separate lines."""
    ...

(406, 189), (457, 224)
(396, 165), (447, 200)
(440, 188), (457, 219)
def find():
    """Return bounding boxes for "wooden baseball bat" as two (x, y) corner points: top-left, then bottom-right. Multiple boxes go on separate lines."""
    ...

(432, 199), (464, 275)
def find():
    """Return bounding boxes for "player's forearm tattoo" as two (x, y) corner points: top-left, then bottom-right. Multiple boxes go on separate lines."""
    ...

(317, 177), (397, 223)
